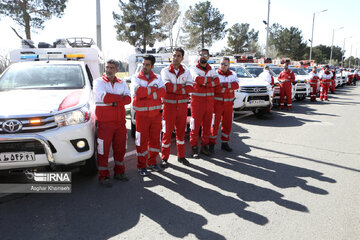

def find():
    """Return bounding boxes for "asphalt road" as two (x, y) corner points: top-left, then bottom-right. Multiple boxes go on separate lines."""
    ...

(0, 85), (359, 240)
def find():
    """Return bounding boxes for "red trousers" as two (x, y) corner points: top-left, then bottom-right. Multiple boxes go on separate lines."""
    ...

(210, 102), (233, 144)
(320, 83), (330, 100)
(309, 83), (318, 101)
(135, 113), (161, 168)
(330, 79), (336, 92)
(161, 102), (188, 159)
(190, 99), (214, 147)
(97, 121), (127, 180)
(280, 82), (292, 109)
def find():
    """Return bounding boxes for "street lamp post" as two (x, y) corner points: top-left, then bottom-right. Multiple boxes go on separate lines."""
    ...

(309, 9), (327, 62)
(349, 43), (353, 68)
(342, 36), (351, 67)
(329, 27), (344, 65)
(265, 0), (270, 59)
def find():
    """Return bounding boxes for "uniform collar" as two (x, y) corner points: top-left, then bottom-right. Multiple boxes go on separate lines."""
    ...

(169, 64), (185, 77)
(138, 70), (158, 82)
(196, 61), (212, 74)
(102, 75), (122, 83)
(217, 68), (232, 76)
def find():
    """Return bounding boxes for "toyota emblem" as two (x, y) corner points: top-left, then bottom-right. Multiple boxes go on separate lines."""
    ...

(254, 88), (260, 92)
(2, 119), (23, 133)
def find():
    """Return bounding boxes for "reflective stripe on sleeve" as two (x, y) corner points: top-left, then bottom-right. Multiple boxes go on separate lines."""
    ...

(115, 161), (124, 166)
(98, 166), (108, 171)
(224, 98), (234, 102)
(210, 135), (217, 139)
(163, 99), (177, 104)
(96, 102), (113, 106)
(178, 99), (189, 103)
(162, 143), (171, 148)
(214, 97), (223, 101)
(176, 140), (185, 145)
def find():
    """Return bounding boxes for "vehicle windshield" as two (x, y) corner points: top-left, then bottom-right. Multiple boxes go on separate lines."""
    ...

(0, 64), (84, 91)
(290, 68), (308, 75)
(135, 64), (170, 75)
(229, 66), (252, 78)
(245, 67), (264, 77)
(270, 67), (283, 75)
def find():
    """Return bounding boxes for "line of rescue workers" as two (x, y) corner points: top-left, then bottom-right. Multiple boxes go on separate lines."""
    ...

(93, 48), (357, 187)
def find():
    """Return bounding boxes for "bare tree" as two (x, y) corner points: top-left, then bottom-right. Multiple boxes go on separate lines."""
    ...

(159, 0), (180, 50)
(0, 50), (10, 74)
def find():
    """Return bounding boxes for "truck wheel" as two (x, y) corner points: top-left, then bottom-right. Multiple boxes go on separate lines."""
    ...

(80, 153), (97, 176)
(131, 122), (136, 138)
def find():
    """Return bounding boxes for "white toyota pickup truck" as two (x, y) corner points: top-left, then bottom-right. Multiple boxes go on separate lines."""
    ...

(0, 39), (103, 174)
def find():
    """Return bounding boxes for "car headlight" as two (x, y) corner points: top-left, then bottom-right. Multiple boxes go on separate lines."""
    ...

(55, 105), (90, 127)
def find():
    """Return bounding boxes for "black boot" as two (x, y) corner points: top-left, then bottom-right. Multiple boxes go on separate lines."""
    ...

(200, 145), (212, 156)
(178, 157), (190, 166)
(221, 142), (232, 152)
(209, 144), (215, 154)
(191, 146), (199, 159)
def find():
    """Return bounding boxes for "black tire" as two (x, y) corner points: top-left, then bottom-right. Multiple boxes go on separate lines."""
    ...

(131, 122), (136, 138)
(79, 153), (97, 176)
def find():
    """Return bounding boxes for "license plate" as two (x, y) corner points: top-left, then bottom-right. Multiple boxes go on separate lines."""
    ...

(0, 152), (35, 162)
(249, 100), (265, 104)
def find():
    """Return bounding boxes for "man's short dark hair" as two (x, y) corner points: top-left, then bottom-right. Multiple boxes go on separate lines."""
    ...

(143, 55), (156, 66)
(222, 57), (230, 62)
(199, 48), (209, 55)
(107, 59), (120, 69)
(173, 47), (185, 57)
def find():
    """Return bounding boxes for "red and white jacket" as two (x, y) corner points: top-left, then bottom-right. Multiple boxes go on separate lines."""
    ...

(190, 63), (220, 102)
(214, 69), (239, 104)
(278, 70), (295, 84)
(130, 70), (165, 117)
(161, 64), (193, 105)
(319, 70), (333, 85)
(309, 71), (319, 85)
(93, 75), (131, 122)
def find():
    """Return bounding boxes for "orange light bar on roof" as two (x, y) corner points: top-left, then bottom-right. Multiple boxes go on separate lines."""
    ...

(65, 54), (84, 59)
(30, 119), (41, 124)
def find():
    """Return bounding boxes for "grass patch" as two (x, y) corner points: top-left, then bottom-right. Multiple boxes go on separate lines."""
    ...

(116, 72), (129, 79)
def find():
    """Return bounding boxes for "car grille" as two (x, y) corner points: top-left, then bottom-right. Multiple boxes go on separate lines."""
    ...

(240, 86), (268, 93)
(248, 95), (269, 101)
(0, 115), (58, 134)
(296, 88), (307, 92)
(0, 140), (57, 154)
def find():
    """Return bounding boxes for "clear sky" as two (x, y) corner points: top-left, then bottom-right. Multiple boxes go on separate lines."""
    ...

(0, 0), (359, 61)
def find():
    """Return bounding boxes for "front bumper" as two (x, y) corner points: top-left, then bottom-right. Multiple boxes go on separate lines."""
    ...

(0, 120), (95, 171)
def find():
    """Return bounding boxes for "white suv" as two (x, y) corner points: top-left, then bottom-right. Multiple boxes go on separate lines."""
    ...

(0, 59), (98, 174)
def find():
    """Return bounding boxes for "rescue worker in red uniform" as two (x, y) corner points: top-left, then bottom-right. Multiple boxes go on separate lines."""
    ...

(209, 57), (239, 153)
(161, 48), (193, 167)
(319, 65), (333, 101)
(130, 55), (165, 176)
(308, 66), (320, 102)
(330, 68), (336, 93)
(93, 59), (131, 187)
(278, 63), (295, 110)
(190, 49), (220, 158)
